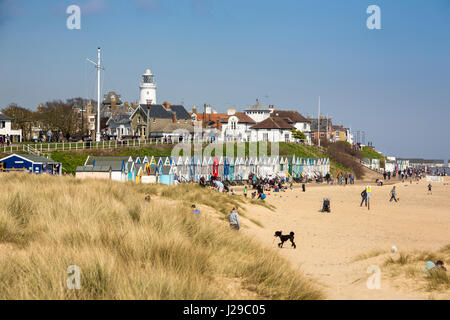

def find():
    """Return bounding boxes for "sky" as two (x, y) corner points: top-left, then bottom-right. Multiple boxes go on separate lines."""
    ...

(0, 0), (449, 159)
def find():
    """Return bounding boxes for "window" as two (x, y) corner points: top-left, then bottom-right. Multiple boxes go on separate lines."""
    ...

(285, 134), (290, 142)
(263, 133), (268, 142)
(138, 116), (141, 123)
(320, 133), (325, 137)
(0, 121), (4, 129)
(143, 127), (146, 136)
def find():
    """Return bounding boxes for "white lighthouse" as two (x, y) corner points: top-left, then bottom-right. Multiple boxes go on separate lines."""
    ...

(139, 68), (157, 105)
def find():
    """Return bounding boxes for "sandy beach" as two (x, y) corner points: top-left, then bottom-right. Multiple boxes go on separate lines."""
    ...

(237, 177), (450, 299)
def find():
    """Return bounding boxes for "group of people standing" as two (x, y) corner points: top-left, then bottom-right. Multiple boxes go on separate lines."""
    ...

(325, 171), (354, 185)
(0, 135), (11, 146)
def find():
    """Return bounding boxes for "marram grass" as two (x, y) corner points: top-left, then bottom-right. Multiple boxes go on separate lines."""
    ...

(0, 173), (322, 300)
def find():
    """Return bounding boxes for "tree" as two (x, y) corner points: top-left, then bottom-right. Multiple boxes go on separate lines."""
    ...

(1, 103), (35, 140)
(291, 129), (306, 142)
(37, 100), (79, 138)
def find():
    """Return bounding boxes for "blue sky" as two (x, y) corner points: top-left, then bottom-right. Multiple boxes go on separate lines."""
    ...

(1, 0), (449, 159)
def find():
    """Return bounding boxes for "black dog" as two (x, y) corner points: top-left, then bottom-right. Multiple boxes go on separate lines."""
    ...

(274, 231), (296, 249)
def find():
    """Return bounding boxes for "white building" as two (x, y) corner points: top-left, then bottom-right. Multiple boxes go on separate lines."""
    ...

(346, 129), (354, 144)
(219, 108), (256, 142)
(268, 110), (311, 144)
(244, 101), (272, 123)
(249, 117), (295, 143)
(139, 68), (157, 105)
(0, 113), (22, 142)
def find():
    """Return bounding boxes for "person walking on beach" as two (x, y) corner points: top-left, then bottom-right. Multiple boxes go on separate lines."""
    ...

(389, 186), (398, 202)
(427, 183), (432, 195)
(243, 185), (248, 198)
(360, 188), (368, 207)
(229, 207), (240, 231)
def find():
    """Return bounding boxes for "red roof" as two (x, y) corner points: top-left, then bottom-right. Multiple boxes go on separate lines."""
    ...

(270, 110), (309, 123)
(191, 113), (228, 129)
(250, 117), (295, 130)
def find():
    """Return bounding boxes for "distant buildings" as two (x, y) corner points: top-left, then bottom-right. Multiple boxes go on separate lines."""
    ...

(130, 101), (193, 141)
(92, 68), (357, 145)
(309, 117), (333, 143)
(190, 101), (312, 144)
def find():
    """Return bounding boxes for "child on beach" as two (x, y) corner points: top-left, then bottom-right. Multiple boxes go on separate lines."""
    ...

(427, 183), (432, 195)
(243, 186), (248, 197)
(229, 207), (240, 230)
(389, 186), (398, 202)
(191, 204), (200, 216)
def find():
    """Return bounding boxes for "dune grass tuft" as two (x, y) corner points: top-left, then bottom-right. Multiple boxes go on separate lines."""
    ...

(382, 246), (450, 296)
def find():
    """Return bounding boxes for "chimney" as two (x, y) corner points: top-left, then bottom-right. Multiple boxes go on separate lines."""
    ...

(163, 101), (171, 110)
(172, 112), (177, 123)
(227, 108), (236, 116)
(192, 105), (197, 114)
(205, 104), (211, 114)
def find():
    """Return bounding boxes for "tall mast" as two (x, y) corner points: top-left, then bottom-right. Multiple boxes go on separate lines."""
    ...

(87, 47), (103, 142)
(96, 47), (101, 142)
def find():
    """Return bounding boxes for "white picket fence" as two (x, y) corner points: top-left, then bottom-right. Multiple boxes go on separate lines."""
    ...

(1, 137), (191, 155)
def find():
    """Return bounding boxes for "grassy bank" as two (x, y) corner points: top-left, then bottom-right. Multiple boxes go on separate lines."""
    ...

(0, 173), (322, 299)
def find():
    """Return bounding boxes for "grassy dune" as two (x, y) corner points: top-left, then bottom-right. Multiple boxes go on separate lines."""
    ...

(0, 173), (322, 299)
(382, 247), (450, 296)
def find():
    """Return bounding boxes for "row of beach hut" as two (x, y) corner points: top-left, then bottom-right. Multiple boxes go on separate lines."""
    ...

(75, 155), (330, 184)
